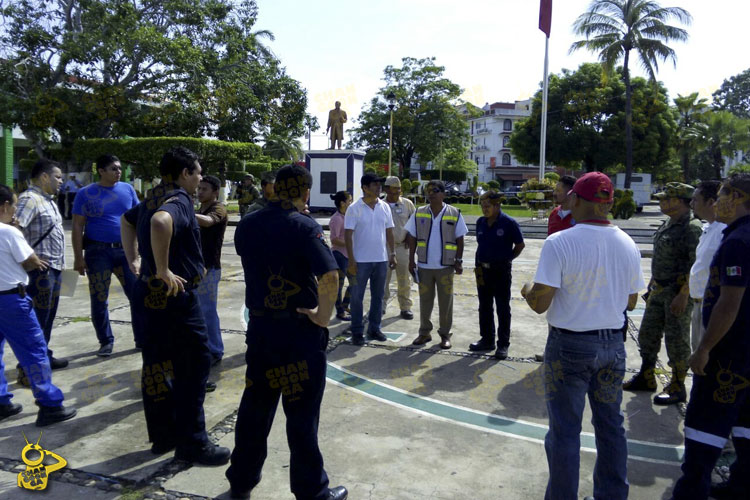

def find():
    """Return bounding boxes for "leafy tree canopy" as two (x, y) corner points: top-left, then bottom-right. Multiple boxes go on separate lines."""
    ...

(713, 68), (750, 119)
(348, 57), (474, 178)
(510, 63), (676, 175)
(0, 0), (307, 157)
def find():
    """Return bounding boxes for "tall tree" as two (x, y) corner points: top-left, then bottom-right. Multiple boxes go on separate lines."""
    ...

(673, 92), (708, 181)
(348, 57), (471, 178)
(510, 63), (676, 175)
(262, 132), (303, 162)
(0, 0), (308, 157)
(570, 0), (691, 188)
(691, 111), (750, 179)
(713, 68), (750, 119)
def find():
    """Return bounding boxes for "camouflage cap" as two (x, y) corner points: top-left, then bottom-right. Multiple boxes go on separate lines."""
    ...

(654, 182), (695, 200)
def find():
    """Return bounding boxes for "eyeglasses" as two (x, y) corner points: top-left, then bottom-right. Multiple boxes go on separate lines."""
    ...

(429, 187), (443, 194)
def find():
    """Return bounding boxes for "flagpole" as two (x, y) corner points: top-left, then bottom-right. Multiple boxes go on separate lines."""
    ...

(539, 35), (549, 180)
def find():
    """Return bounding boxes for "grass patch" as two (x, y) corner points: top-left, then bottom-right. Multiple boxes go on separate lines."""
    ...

(68, 316), (91, 323)
(453, 203), (535, 218)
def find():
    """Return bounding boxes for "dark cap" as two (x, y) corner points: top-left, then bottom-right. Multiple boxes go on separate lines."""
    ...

(361, 172), (386, 186)
(570, 172), (614, 204)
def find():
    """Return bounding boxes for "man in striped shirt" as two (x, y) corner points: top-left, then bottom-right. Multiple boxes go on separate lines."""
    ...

(14, 159), (68, 371)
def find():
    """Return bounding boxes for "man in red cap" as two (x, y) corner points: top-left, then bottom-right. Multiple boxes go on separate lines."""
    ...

(521, 172), (645, 500)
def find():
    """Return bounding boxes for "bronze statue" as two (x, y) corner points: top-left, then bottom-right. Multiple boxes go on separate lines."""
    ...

(326, 101), (347, 149)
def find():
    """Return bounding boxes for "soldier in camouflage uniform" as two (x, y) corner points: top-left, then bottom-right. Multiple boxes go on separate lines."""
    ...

(624, 182), (703, 405)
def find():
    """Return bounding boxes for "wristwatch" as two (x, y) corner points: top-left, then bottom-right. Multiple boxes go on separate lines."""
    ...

(455, 258), (463, 264)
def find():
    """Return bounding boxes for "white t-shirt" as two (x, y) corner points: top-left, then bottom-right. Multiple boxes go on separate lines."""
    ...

(404, 203), (469, 269)
(344, 197), (395, 263)
(689, 220), (727, 299)
(534, 223), (645, 331)
(0, 223), (34, 289)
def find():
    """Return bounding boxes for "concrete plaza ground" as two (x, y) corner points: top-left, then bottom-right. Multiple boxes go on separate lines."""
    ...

(0, 208), (727, 499)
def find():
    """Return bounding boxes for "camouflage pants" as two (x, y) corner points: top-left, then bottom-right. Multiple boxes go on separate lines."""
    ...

(638, 284), (692, 369)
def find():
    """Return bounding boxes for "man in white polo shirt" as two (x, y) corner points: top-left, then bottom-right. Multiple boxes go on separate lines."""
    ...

(406, 179), (468, 350)
(688, 180), (726, 351)
(345, 173), (396, 346)
(521, 172), (645, 500)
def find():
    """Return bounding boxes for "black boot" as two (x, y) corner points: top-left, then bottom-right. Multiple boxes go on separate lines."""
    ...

(654, 368), (687, 405)
(623, 364), (656, 392)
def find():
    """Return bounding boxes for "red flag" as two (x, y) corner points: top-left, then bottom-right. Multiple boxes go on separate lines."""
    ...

(539, 0), (552, 37)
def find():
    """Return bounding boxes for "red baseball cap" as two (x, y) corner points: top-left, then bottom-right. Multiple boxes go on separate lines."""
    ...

(569, 172), (614, 203)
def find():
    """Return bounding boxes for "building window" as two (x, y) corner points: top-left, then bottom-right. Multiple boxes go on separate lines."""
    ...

(502, 136), (510, 147)
(503, 119), (512, 131)
(502, 153), (511, 165)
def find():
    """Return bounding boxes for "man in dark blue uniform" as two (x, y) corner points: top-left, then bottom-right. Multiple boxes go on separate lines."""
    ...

(121, 147), (229, 465)
(227, 165), (347, 500)
(672, 173), (750, 500)
(469, 190), (525, 360)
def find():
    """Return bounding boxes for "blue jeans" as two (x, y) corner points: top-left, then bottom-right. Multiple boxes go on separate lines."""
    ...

(27, 268), (62, 358)
(332, 251), (352, 314)
(84, 244), (142, 346)
(197, 267), (223, 359)
(543, 327), (629, 500)
(0, 294), (64, 407)
(349, 261), (387, 336)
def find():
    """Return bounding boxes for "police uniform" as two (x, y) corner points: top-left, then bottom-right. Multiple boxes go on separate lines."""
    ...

(627, 183), (702, 402)
(474, 212), (524, 350)
(227, 200), (339, 499)
(123, 183), (212, 453)
(672, 214), (750, 499)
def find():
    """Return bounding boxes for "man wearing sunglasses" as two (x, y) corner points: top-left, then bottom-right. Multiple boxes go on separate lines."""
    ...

(406, 180), (468, 349)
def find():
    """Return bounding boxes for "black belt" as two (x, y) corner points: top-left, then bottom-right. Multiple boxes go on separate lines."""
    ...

(476, 261), (511, 269)
(556, 327), (623, 336)
(250, 308), (308, 320)
(0, 284), (27, 297)
(84, 238), (123, 249)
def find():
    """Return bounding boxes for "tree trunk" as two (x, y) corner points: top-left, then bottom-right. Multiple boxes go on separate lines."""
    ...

(681, 152), (690, 182)
(623, 50), (633, 189)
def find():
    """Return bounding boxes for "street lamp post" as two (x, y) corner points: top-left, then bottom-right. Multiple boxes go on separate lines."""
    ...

(387, 92), (395, 176)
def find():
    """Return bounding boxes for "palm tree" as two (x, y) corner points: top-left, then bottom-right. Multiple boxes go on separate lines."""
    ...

(570, 0), (691, 188)
(674, 92), (708, 181)
(693, 111), (750, 179)
(263, 132), (303, 162)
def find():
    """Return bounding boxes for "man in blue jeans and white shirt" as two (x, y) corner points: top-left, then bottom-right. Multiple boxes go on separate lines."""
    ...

(522, 172), (645, 500)
(72, 154), (141, 356)
(345, 173), (396, 346)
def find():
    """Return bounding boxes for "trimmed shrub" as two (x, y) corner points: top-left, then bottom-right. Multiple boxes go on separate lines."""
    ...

(505, 197), (522, 206)
(544, 172), (560, 183)
(487, 180), (501, 190)
(72, 137), (263, 180)
(400, 178), (412, 193)
(420, 170), (467, 182)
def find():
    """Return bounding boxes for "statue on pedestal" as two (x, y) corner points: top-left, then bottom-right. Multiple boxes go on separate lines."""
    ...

(326, 101), (347, 150)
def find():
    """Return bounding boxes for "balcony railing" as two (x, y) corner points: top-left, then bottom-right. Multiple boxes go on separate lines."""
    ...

(474, 127), (490, 135)
(474, 145), (490, 152)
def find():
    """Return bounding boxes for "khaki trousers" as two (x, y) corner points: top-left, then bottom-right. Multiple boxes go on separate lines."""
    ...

(417, 267), (454, 339)
(385, 244), (412, 311)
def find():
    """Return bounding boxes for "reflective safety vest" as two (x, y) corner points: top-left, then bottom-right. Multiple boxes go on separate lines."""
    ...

(414, 204), (460, 266)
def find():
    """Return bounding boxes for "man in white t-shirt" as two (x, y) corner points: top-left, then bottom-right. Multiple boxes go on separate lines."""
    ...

(688, 180), (726, 351)
(406, 180), (468, 349)
(0, 184), (76, 426)
(521, 172), (645, 500)
(344, 173), (396, 345)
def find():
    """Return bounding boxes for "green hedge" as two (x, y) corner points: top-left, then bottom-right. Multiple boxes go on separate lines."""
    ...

(72, 137), (263, 180)
(420, 170), (467, 182)
(244, 161), (272, 177)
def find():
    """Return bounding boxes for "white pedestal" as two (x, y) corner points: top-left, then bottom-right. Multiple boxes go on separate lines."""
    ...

(304, 149), (365, 211)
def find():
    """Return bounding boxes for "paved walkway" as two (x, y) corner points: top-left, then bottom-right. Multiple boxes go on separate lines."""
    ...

(0, 220), (727, 500)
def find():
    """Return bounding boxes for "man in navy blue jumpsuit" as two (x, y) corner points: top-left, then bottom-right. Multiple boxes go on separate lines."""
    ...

(121, 147), (229, 465)
(672, 173), (750, 499)
(227, 165), (348, 500)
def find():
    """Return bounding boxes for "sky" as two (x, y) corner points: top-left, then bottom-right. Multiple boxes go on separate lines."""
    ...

(255, 0), (749, 150)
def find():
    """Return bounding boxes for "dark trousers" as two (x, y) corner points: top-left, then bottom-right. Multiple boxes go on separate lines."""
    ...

(65, 192), (76, 219)
(332, 250), (351, 314)
(27, 268), (62, 358)
(84, 244), (142, 347)
(134, 281), (211, 450)
(475, 262), (512, 347)
(226, 317), (330, 500)
(672, 351), (750, 499)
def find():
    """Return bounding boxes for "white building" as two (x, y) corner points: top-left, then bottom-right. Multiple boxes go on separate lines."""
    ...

(466, 100), (546, 187)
